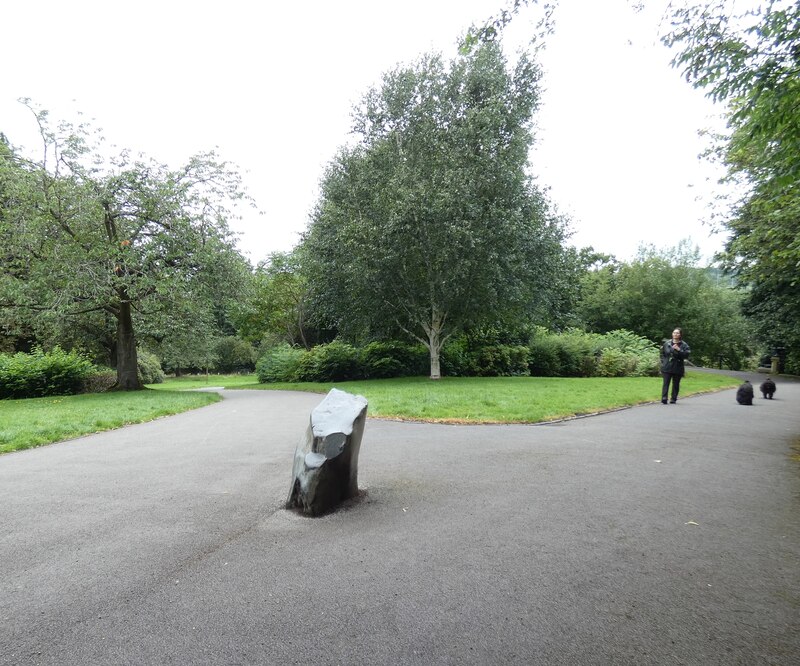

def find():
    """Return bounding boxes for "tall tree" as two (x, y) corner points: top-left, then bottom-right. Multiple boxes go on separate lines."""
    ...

(577, 242), (755, 367)
(302, 42), (569, 379)
(663, 0), (800, 369)
(231, 250), (313, 349)
(0, 103), (250, 389)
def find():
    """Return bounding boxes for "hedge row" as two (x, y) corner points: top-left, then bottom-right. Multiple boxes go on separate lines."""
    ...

(0, 347), (97, 399)
(257, 341), (429, 383)
(256, 330), (660, 383)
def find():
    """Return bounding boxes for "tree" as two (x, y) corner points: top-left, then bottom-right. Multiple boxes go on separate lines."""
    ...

(231, 250), (313, 349)
(301, 42), (570, 379)
(577, 242), (755, 367)
(0, 103), (250, 389)
(663, 1), (800, 369)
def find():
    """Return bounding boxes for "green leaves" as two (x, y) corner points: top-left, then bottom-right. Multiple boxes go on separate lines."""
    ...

(664, 0), (800, 364)
(0, 102), (250, 384)
(303, 41), (569, 376)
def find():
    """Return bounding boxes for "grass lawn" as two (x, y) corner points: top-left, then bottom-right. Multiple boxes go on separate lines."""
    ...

(245, 372), (739, 423)
(156, 370), (739, 423)
(0, 390), (219, 455)
(147, 373), (258, 390)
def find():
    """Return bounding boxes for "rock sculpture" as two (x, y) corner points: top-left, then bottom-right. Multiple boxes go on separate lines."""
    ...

(286, 388), (368, 516)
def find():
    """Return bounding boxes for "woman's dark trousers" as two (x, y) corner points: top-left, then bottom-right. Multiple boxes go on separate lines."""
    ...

(662, 373), (682, 402)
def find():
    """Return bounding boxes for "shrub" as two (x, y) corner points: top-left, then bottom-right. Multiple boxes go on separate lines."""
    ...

(596, 330), (659, 377)
(527, 328), (658, 378)
(553, 331), (597, 377)
(215, 337), (256, 373)
(362, 341), (428, 378)
(256, 344), (306, 383)
(441, 336), (476, 376)
(473, 345), (530, 376)
(528, 334), (564, 377)
(137, 349), (165, 384)
(596, 347), (631, 377)
(0, 347), (96, 399)
(82, 369), (117, 393)
(295, 341), (363, 382)
(784, 349), (800, 376)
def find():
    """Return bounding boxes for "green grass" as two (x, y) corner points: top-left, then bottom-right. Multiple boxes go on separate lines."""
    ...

(0, 390), (220, 454)
(157, 370), (739, 423)
(147, 373), (258, 390)
(1, 371), (739, 454)
(245, 372), (739, 423)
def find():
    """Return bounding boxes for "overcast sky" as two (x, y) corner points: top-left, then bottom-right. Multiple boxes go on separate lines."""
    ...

(1, 0), (730, 265)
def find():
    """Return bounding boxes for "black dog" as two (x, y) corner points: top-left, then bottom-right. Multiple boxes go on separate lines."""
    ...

(760, 378), (776, 399)
(736, 380), (754, 405)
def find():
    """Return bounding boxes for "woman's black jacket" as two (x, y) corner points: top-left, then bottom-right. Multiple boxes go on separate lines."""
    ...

(660, 340), (691, 376)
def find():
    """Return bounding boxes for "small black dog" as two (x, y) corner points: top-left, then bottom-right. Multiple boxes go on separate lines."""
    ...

(760, 377), (776, 399)
(736, 380), (754, 405)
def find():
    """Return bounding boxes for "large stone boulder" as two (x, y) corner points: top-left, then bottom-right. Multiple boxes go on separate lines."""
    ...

(286, 388), (368, 516)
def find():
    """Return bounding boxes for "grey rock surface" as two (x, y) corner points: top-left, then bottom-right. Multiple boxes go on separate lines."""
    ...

(286, 388), (368, 515)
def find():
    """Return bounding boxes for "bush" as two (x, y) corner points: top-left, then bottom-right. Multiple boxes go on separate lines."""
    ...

(82, 369), (117, 393)
(441, 337), (475, 376)
(553, 331), (597, 377)
(215, 337), (256, 373)
(596, 330), (659, 377)
(362, 341), (428, 378)
(137, 349), (165, 384)
(528, 334), (565, 377)
(256, 344), (306, 383)
(596, 347), (633, 377)
(785, 349), (800, 376)
(473, 345), (530, 376)
(0, 347), (96, 399)
(295, 341), (363, 382)
(527, 328), (658, 378)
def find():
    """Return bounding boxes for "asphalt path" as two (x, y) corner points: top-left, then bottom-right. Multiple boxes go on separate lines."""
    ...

(1, 372), (798, 665)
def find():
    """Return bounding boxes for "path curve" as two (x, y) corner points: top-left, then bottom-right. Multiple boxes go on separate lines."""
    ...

(1, 379), (798, 665)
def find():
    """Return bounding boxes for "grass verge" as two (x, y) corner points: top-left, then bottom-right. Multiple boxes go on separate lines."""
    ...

(156, 370), (739, 423)
(0, 390), (220, 455)
(246, 372), (739, 423)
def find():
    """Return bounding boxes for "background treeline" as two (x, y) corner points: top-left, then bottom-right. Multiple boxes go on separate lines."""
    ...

(3, 1), (799, 396)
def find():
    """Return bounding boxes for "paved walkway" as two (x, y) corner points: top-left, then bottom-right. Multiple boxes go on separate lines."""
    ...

(1, 374), (798, 665)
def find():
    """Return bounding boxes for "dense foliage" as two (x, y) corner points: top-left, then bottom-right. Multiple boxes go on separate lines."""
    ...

(230, 251), (314, 349)
(664, 0), (800, 372)
(255, 329), (658, 383)
(0, 347), (96, 399)
(577, 243), (755, 368)
(0, 103), (251, 389)
(302, 42), (572, 379)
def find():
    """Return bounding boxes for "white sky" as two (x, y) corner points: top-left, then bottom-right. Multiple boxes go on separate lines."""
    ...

(0, 0), (730, 265)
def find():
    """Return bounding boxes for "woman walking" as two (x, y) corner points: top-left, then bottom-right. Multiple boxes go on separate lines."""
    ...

(661, 327), (691, 404)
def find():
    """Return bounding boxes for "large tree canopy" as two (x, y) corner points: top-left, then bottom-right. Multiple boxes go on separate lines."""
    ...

(231, 250), (313, 350)
(0, 103), (250, 388)
(301, 42), (570, 379)
(577, 242), (754, 367)
(663, 0), (800, 369)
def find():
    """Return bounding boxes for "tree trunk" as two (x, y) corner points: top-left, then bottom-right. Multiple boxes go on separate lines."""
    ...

(426, 319), (443, 380)
(423, 307), (447, 380)
(115, 299), (142, 390)
(429, 345), (441, 380)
